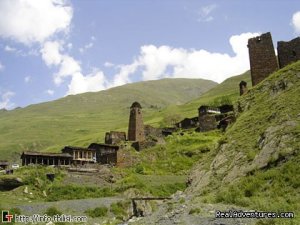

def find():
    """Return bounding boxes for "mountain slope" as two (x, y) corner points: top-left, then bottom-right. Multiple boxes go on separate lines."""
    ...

(187, 61), (300, 223)
(0, 78), (216, 160)
(144, 70), (251, 125)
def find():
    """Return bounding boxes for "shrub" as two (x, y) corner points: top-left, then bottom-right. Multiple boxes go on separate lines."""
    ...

(45, 206), (62, 216)
(85, 206), (108, 218)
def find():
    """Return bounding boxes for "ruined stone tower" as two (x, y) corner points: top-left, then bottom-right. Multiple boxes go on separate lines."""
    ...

(239, 81), (248, 96)
(128, 102), (145, 142)
(277, 37), (300, 68)
(248, 32), (278, 86)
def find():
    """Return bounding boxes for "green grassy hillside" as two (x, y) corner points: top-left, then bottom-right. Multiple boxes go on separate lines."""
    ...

(188, 62), (300, 224)
(0, 78), (216, 160)
(145, 70), (251, 125)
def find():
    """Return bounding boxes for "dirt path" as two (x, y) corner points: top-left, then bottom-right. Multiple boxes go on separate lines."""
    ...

(16, 196), (125, 215)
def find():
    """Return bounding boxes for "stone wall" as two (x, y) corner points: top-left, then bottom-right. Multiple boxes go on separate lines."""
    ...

(277, 37), (300, 68)
(248, 32), (278, 86)
(128, 102), (145, 142)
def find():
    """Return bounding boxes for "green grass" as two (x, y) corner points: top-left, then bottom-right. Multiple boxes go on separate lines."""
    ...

(0, 78), (216, 161)
(85, 206), (109, 218)
(195, 61), (300, 224)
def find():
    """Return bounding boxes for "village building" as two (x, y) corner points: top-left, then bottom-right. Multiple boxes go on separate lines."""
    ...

(0, 161), (9, 170)
(88, 143), (119, 165)
(198, 105), (234, 132)
(175, 117), (199, 129)
(128, 102), (145, 142)
(62, 146), (96, 165)
(105, 131), (126, 145)
(21, 151), (72, 166)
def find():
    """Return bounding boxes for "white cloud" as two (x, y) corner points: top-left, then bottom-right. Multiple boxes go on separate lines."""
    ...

(0, 91), (15, 109)
(67, 70), (107, 95)
(198, 4), (217, 22)
(79, 42), (94, 53)
(40, 40), (107, 94)
(104, 62), (114, 68)
(41, 41), (63, 66)
(46, 89), (54, 95)
(4, 45), (17, 52)
(0, 61), (3, 71)
(0, 0), (73, 45)
(24, 76), (31, 83)
(292, 11), (300, 34)
(111, 61), (140, 87)
(110, 32), (259, 84)
(67, 43), (73, 49)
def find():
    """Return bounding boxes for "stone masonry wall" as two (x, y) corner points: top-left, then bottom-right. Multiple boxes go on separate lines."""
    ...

(248, 32), (278, 86)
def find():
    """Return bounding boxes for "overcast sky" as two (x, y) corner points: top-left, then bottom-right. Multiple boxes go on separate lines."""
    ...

(0, 0), (299, 109)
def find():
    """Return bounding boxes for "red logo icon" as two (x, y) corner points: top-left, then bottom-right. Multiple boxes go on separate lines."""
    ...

(2, 210), (13, 223)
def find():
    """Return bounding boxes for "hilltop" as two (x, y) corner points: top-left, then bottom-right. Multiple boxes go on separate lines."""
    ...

(0, 78), (216, 160)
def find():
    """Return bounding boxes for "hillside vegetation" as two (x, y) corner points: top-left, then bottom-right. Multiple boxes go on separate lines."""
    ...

(0, 78), (216, 160)
(187, 61), (300, 224)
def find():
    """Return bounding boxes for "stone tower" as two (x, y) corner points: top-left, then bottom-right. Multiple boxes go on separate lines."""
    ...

(277, 37), (300, 68)
(128, 102), (145, 142)
(248, 32), (278, 86)
(239, 81), (248, 96)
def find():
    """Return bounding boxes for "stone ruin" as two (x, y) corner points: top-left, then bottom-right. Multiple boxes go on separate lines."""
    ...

(277, 37), (300, 68)
(247, 32), (278, 86)
(198, 105), (234, 132)
(247, 32), (300, 88)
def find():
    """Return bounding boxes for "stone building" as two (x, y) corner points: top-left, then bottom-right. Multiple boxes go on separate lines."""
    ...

(62, 146), (96, 165)
(175, 117), (199, 129)
(239, 81), (248, 96)
(198, 106), (219, 132)
(248, 32), (278, 86)
(88, 143), (119, 165)
(21, 151), (72, 166)
(0, 161), (9, 170)
(198, 105), (234, 132)
(277, 37), (300, 68)
(128, 102), (145, 142)
(105, 131), (126, 145)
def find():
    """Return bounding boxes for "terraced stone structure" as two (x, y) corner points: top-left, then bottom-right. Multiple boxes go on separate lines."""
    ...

(277, 37), (300, 68)
(248, 32), (278, 86)
(128, 102), (145, 142)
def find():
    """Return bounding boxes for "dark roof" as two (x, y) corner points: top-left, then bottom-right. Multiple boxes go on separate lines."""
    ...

(63, 146), (95, 151)
(88, 143), (119, 150)
(21, 151), (72, 158)
(0, 161), (9, 166)
(130, 101), (142, 108)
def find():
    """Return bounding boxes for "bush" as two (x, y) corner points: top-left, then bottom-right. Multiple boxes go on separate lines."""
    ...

(45, 206), (62, 216)
(85, 206), (108, 218)
(111, 201), (130, 220)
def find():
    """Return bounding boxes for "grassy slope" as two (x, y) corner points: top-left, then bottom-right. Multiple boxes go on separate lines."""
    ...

(145, 71), (251, 125)
(0, 78), (216, 160)
(189, 62), (300, 224)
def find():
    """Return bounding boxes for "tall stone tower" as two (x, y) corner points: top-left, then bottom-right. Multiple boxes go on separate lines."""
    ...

(128, 102), (145, 142)
(277, 37), (300, 68)
(248, 32), (278, 86)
